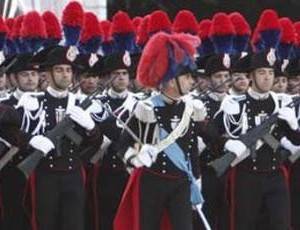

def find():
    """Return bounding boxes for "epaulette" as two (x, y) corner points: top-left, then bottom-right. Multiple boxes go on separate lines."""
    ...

(219, 94), (244, 115)
(134, 98), (156, 123)
(16, 92), (45, 111)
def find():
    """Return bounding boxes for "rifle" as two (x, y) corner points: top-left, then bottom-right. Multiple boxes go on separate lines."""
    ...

(17, 74), (135, 177)
(209, 96), (300, 177)
(17, 86), (103, 178)
(195, 76), (242, 100)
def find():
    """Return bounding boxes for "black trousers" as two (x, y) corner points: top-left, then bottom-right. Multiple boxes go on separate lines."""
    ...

(290, 160), (300, 230)
(1, 165), (30, 230)
(199, 168), (229, 230)
(97, 168), (129, 230)
(232, 168), (290, 230)
(35, 168), (85, 230)
(139, 170), (193, 230)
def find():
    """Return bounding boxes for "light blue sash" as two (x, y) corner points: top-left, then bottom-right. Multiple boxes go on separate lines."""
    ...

(151, 95), (203, 205)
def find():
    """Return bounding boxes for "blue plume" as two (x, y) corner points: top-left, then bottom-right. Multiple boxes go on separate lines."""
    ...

(211, 34), (234, 54)
(113, 33), (136, 53)
(260, 29), (281, 50)
(63, 26), (81, 46)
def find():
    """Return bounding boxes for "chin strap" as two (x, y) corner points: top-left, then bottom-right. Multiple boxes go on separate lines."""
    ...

(175, 77), (184, 96)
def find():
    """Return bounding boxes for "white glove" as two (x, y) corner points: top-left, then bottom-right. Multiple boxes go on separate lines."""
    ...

(197, 137), (206, 155)
(68, 106), (95, 131)
(278, 107), (299, 131)
(224, 139), (247, 158)
(280, 137), (300, 155)
(136, 144), (159, 167)
(29, 135), (55, 156)
(124, 144), (159, 168)
(124, 147), (142, 168)
(192, 99), (207, 121)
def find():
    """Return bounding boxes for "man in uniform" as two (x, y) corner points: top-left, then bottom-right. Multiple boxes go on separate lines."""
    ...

(212, 49), (298, 230)
(16, 45), (101, 230)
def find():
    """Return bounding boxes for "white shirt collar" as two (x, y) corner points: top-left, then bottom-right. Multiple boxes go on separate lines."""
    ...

(248, 88), (270, 100)
(47, 86), (68, 98)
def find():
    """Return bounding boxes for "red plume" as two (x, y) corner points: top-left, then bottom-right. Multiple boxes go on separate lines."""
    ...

(257, 9), (280, 32)
(5, 18), (14, 31)
(209, 12), (235, 36)
(279, 17), (295, 44)
(172, 10), (198, 34)
(111, 11), (134, 34)
(80, 12), (102, 43)
(229, 12), (251, 36)
(100, 20), (112, 42)
(198, 19), (212, 39)
(137, 32), (199, 87)
(62, 1), (84, 27)
(137, 15), (150, 46)
(5, 18), (14, 39)
(0, 17), (8, 34)
(11, 15), (24, 39)
(42, 11), (61, 39)
(294, 22), (300, 46)
(132, 16), (143, 33)
(147, 10), (172, 34)
(21, 11), (46, 38)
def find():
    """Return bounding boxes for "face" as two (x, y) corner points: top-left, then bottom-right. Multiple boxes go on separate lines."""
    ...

(79, 75), (100, 95)
(272, 76), (288, 93)
(251, 68), (275, 93)
(174, 73), (195, 95)
(195, 76), (209, 92)
(0, 73), (6, 90)
(16, 70), (39, 92)
(50, 64), (73, 91)
(288, 76), (300, 94)
(210, 71), (231, 93)
(38, 71), (51, 91)
(110, 69), (130, 92)
(231, 72), (250, 93)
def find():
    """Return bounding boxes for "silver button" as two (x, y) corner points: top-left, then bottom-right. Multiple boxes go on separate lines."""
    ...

(113, 164), (117, 168)
(70, 149), (74, 153)
(157, 116), (161, 119)
(112, 155), (116, 159)
(49, 164), (54, 168)
(49, 156), (53, 160)
(192, 123), (195, 127)
(154, 108), (158, 112)
(188, 145), (192, 149)
(159, 124), (163, 127)
(247, 109), (251, 112)
(162, 170), (166, 174)
(18, 155), (23, 160)
(252, 159), (256, 162)
(191, 131), (194, 134)
(46, 122), (50, 126)
(162, 154), (166, 157)
(187, 153), (191, 157)
(253, 166), (257, 170)
(69, 158), (73, 162)
(68, 166), (72, 170)
(190, 139), (194, 143)
(44, 106), (48, 109)
(272, 158), (276, 162)
(272, 166), (276, 170)
(46, 114), (49, 117)
(162, 162), (166, 165)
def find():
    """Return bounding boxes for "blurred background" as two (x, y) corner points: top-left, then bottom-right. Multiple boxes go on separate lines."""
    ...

(0, 0), (299, 25)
